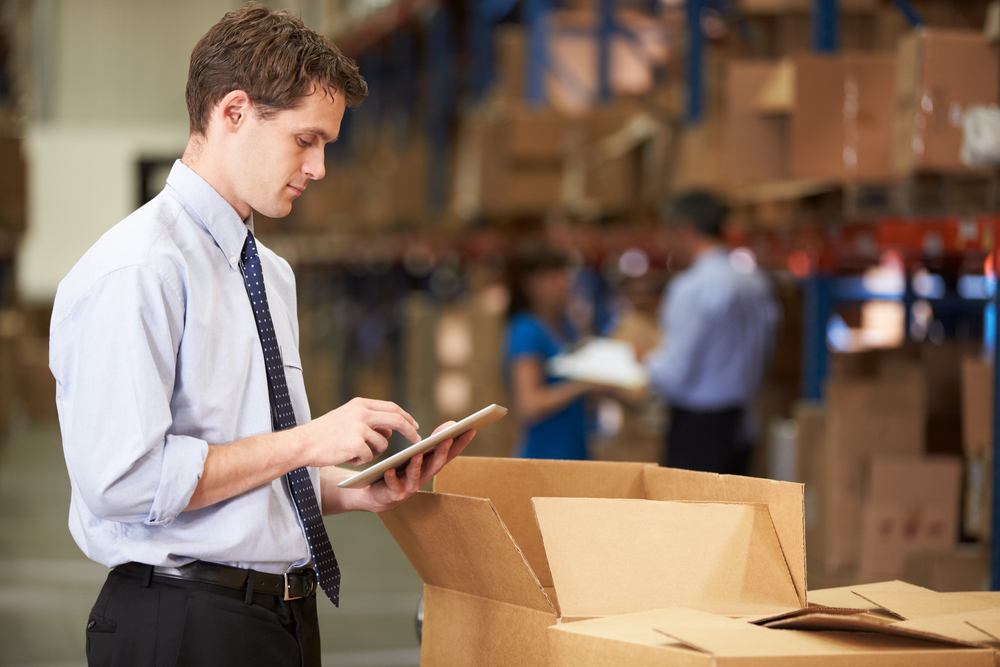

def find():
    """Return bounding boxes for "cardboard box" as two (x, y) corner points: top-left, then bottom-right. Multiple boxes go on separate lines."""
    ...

(790, 54), (897, 182)
(548, 605), (993, 666)
(380, 457), (806, 667)
(905, 545), (990, 593)
(859, 455), (963, 576)
(893, 29), (1000, 173)
(821, 369), (927, 570)
(454, 102), (654, 219)
(962, 357), (992, 457)
(726, 60), (790, 188)
(727, 54), (895, 189)
(809, 580), (1000, 655)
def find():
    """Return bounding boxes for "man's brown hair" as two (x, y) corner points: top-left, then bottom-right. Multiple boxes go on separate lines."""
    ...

(186, 2), (367, 135)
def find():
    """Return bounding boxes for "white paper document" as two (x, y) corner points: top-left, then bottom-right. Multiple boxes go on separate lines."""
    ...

(547, 338), (649, 390)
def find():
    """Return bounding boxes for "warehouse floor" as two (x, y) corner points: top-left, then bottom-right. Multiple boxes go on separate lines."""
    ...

(0, 419), (424, 667)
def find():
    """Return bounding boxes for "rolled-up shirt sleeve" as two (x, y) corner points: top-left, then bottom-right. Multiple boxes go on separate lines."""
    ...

(51, 265), (208, 526)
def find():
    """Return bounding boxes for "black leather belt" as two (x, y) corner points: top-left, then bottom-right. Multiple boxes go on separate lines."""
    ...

(116, 560), (317, 601)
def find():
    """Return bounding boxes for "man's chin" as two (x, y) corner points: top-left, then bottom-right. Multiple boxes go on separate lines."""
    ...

(254, 202), (294, 219)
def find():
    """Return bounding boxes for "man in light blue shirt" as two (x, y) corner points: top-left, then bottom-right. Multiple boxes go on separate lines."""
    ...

(644, 191), (780, 476)
(49, 5), (473, 666)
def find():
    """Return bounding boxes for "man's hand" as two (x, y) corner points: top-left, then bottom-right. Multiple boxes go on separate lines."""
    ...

(295, 397), (421, 468)
(320, 421), (476, 514)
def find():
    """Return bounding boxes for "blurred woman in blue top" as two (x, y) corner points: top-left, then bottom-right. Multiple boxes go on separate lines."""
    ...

(504, 247), (593, 460)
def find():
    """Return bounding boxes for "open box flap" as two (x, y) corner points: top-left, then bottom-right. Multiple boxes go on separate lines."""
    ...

(808, 580), (931, 612)
(551, 606), (751, 649)
(433, 457), (649, 588)
(965, 613), (1000, 643)
(642, 466), (807, 607)
(761, 612), (985, 648)
(532, 498), (800, 619)
(379, 491), (553, 613)
(894, 608), (1000, 646)
(855, 590), (1000, 621)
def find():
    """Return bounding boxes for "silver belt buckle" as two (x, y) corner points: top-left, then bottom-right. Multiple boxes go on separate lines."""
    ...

(284, 572), (302, 601)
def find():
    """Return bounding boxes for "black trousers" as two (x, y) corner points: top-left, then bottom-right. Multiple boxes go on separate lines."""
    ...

(86, 564), (321, 667)
(663, 406), (751, 476)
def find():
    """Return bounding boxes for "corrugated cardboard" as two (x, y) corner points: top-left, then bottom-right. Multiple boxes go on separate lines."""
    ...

(548, 606), (994, 666)
(758, 610), (985, 647)
(895, 607), (1000, 646)
(856, 590), (1000, 620)
(809, 579), (931, 611)
(962, 357), (992, 457)
(381, 458), (806, 667)
(859, 455), (963, 576)
(532, 498), (800, 619)
(893, 29), (1000, 173)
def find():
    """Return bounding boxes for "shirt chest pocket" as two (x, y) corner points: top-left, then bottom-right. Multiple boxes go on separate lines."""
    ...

(280, 344), (311, 424)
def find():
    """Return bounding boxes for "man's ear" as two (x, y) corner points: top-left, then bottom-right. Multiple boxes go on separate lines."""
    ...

(214, 90), (252, 134)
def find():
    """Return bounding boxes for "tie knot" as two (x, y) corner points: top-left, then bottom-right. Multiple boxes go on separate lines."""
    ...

(242, 230), (258, 263)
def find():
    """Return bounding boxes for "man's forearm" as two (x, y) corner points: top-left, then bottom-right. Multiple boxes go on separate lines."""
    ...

(184, 429), (304, 511)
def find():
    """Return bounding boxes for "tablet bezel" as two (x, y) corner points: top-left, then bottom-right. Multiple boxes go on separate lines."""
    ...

(336, 403), (508, 489)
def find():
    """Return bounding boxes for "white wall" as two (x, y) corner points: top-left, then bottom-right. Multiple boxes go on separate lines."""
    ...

(16, 0), (241, 303)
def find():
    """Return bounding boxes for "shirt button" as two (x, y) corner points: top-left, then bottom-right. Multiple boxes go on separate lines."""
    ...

(230, 256), (237, 264)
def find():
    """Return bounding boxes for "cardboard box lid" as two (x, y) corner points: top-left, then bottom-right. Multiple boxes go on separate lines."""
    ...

(856, 590), (1000, 620)
(643, 466), (807, 607)
(378, 491), (554, 613)
(433, 457), (651, 588)
(532, 498), (801, 619)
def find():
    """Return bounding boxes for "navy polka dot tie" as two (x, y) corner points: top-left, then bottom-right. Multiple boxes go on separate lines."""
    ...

(242, 230), (341, 607)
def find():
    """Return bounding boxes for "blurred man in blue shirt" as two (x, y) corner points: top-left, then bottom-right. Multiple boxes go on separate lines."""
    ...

(644, 191), (780, 476)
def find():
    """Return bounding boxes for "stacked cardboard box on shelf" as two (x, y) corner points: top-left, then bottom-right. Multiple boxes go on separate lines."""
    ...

(720, 25), (996, 223)
(794, 349), (973, 584)
(383, 457), (999, 666)
(453, 100), (662, 220)
(821, 366), (929, 571)
(727, 53), (896, 189)
(294, 135), (433, 234)
(893, 29), (999, 174)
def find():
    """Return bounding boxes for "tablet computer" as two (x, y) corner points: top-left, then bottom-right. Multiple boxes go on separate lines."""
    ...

(337, 403), (508, 489)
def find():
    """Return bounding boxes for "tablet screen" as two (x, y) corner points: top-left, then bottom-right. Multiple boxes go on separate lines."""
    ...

(337, 404), (508, 489)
